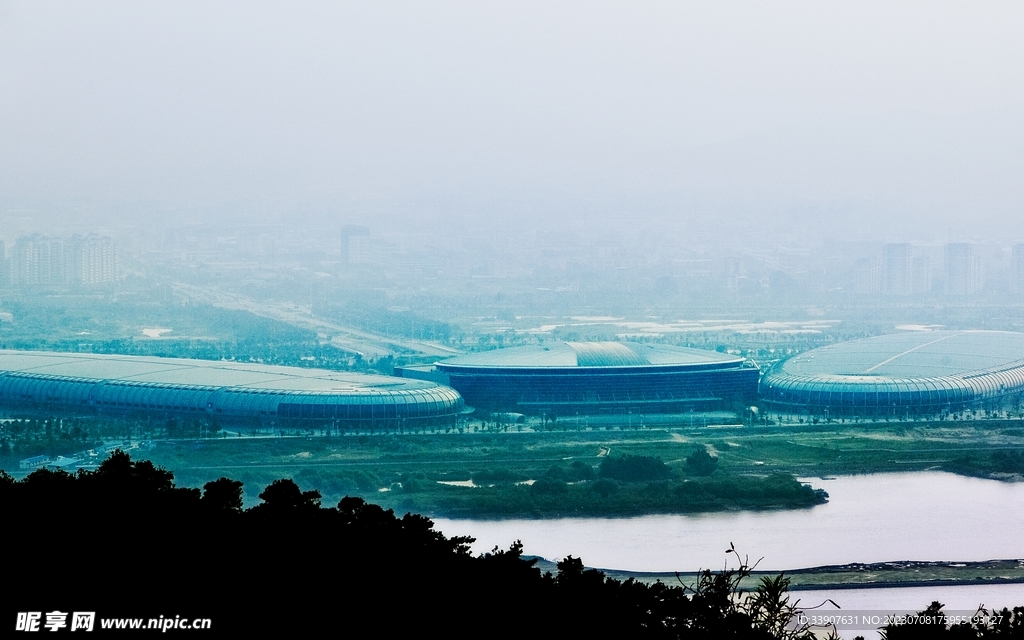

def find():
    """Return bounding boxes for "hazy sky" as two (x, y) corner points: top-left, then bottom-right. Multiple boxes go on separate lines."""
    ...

(2, 2), (1023, 240)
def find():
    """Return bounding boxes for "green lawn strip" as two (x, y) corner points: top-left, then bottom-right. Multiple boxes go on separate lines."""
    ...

(700, 424), (1024, 478)
(93, 423), (1024, 516)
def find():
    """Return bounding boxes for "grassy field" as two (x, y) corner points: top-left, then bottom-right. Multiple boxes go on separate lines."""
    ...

(121, 418), (1024, 519)
(11, 419), (1024, 589)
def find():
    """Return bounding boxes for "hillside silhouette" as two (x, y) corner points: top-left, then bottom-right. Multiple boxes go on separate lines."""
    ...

(3, 451), (1021, 638)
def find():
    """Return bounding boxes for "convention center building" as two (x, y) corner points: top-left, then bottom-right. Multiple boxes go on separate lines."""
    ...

(759, 330), (1024, 417)
(398, 341), (759, 416)
(0, 350), (466, 428)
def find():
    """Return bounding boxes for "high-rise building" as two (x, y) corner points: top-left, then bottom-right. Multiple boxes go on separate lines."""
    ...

(853, 258), (881, 294)
(11, 235), (65, 286)
(945, 243), (981, 296)
(883, 243), (913, 296)
(1013, 244), (1024, 294)
(912, 256), (932, 295)
(341, 225), (371, 265)
(68, 235), (118, 285)
(12, 237), (37, 286)
(10, 234), (117, 287)
(38, 237), (66, 284)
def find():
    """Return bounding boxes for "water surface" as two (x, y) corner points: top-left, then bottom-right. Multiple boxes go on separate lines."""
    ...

(433, 472), (1024, 572)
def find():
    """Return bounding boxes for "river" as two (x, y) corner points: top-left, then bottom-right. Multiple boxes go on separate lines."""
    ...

(433, 471), (1024, 638)
(433, 471), (1024, 571)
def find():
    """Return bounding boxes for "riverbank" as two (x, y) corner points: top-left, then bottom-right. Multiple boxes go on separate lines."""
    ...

(432, 472), (1024, 572)
(580, 559), (1024, 591)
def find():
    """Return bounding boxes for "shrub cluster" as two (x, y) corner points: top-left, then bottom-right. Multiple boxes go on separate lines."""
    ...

(600, 454), (672, 481)
(431, 455), (827, 518)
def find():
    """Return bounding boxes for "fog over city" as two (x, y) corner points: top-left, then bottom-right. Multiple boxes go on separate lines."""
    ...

(6, 5), (1024, 635)
(3, 2), (1023, 244)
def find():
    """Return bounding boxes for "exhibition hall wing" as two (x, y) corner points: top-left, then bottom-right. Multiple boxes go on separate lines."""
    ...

(0, 351), (466, 428)
(759, 330), (1024, 417)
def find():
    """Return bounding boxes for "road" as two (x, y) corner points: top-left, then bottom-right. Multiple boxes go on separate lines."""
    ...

(172, 282), (462, 359)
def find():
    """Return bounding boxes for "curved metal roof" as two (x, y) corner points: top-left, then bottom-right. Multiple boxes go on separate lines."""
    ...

(568, 342), (650, 366)
(436, 342), (744, 370)
(0, 350), (444, 395)
(776, 331), (1024, 378)
(760, 330), (1024, 413)
(0, 351), (467, 423)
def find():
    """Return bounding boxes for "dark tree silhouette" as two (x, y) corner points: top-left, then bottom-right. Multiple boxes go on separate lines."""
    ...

(4, 451), (1019, 638)
(202, 477), (243, 512)
(254, 478), (322, 511)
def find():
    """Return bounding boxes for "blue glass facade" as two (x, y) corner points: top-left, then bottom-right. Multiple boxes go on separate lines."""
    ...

(0, 352), (465, 428)
(439, 365), (760, 415)
(759, 331), (1024, 416)
(431, 342), (760, 415)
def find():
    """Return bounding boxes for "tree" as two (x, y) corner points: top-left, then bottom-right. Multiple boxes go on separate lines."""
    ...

(744, 574), (819, 640)
(530, 477), (569, 496)
(255, 478), (321, 511)
(599, 454), (671, 482)
(590, 478), (619, 498)
(202, 477), (244, 512)
(4, 450), (1015, 638)
(686, 447), (719, 476)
